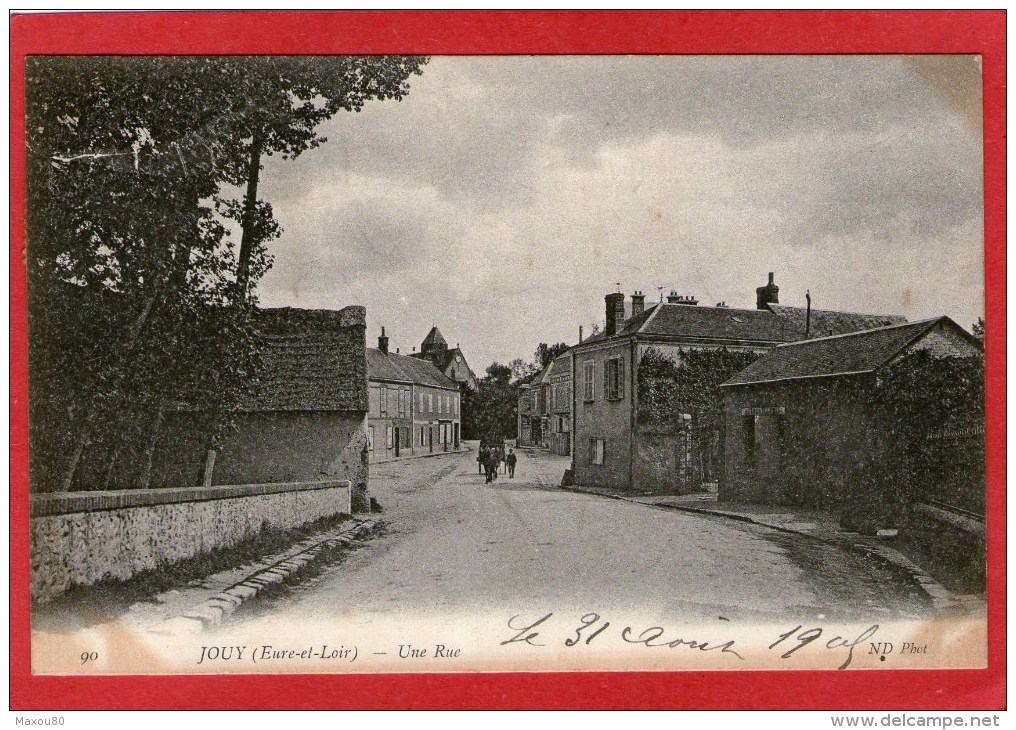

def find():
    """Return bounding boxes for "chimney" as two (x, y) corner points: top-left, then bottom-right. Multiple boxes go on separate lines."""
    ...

(756, 271), (780, 310)
(631, 291), (646, 319)
(378, 326), (389, 354)
(805, 290), (812, 337)
(605, 292), (625, 337)
(578, 325), (584, 343)
(667, 292), (699, 305)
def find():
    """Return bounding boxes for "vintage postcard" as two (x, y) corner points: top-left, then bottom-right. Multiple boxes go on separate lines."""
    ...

(11, 11), (1004, 710)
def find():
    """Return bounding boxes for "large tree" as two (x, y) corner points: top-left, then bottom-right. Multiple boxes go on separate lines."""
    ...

(25, 56), (427, 490)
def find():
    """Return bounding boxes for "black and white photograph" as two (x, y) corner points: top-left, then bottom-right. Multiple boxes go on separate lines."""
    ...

(25, 53), (987, 674)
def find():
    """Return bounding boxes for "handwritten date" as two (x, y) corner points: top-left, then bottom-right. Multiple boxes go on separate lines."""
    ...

(502, 613), (880, 669)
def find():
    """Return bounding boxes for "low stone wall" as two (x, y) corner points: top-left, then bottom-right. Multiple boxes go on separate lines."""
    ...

(30, 480), (352, 604)
(904, 502), (986, 594)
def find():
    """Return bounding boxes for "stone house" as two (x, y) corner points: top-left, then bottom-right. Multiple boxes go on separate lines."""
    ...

(516, 367), (547, 449)
(517, 353), (573, 455)
(571, 275), (906, 495)
(151, 305), (371, 508)
(545, 352), (574, 456)
(368, 328), (461, 462)
(31, 305), (371, 602)
(719, 316), (983, 510)
(718, 316), (984, 587)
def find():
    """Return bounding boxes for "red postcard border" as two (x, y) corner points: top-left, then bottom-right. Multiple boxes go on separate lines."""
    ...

(8, 10), (1006, 711)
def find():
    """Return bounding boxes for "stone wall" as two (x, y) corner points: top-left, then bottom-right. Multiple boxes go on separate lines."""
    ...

(148, 411), (369, 510)
(30, 479), (352, 604)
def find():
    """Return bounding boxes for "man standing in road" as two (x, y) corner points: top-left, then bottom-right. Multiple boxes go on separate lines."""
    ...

(506, 449), (517, 479)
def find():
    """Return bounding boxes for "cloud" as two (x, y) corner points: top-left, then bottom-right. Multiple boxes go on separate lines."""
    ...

(254, 55), (984, 371)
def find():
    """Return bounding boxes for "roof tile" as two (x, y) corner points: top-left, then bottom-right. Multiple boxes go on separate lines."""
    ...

(722, 318), (969, 386)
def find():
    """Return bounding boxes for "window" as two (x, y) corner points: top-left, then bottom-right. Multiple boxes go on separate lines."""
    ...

(367, 426), (374, 451)
(583, 361), (595, 401)
(386, 426), (394, 449)
(398, 388), (407, 418)
(401, 427), (410, 448)
(589, 438), (605, 465)
(604, 357), (625, 400)
(743, 415), (756, 463)
(428, 394), (433, 412)
(379, 385), (388, 416)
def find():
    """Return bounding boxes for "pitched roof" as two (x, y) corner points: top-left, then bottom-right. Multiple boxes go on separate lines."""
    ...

(420, 326), (448, 352)
(391, 351), (459, 390)
(577, 300), (909, 349)
(767, 304), (907, 338)
(366, 347), (413, 384)
(546, 351), (572, 378)
(240, 306), (367, 412)
(722, 317), (974, 387)
(637, 303), (802, 342)
(577, 303), (800, 346)
(368, 348), (459, 390)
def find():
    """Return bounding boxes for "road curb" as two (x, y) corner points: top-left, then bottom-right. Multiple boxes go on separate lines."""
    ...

(561, 484), (959, 614)
(152, 517), (381, 635)
(657, 503), (956, 613)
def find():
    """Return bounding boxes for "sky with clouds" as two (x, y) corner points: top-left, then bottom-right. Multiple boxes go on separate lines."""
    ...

(254, 55), (984, 372)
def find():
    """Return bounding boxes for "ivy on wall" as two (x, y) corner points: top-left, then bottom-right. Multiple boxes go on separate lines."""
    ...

(637, 347), (761, 483)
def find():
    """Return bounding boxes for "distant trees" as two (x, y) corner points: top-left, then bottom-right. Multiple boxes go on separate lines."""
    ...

(26, 56), (427, 490)
(535, 342), (569, 369)
(462, 342), (570, 441)
(462, 363), (518, 441)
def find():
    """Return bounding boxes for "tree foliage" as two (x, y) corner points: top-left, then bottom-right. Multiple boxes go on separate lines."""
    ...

(637, 347), (761, 429)
(462, 344), (571, 441)
(637, 347), (761, 484)
(535, 342), (569, 369)
(864, 351), (985, 515)
(25, 56), (427, 490)
(972, 317), (985, 341)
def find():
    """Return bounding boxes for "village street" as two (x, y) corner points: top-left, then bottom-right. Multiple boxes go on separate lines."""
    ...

(218, 446), (932, 636)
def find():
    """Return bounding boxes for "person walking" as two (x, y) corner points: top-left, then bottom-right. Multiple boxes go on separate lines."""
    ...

(506, 449), (517, 479)
(485, 448), (498, 483)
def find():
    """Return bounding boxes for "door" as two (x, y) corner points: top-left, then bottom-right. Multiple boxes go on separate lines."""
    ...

(394, 426), (400, 457)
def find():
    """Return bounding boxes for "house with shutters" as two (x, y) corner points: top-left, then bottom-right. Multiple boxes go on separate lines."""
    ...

(367, 328), (461, 462)
(517, 352), (573, 455)
(570, 274), (906, 495)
